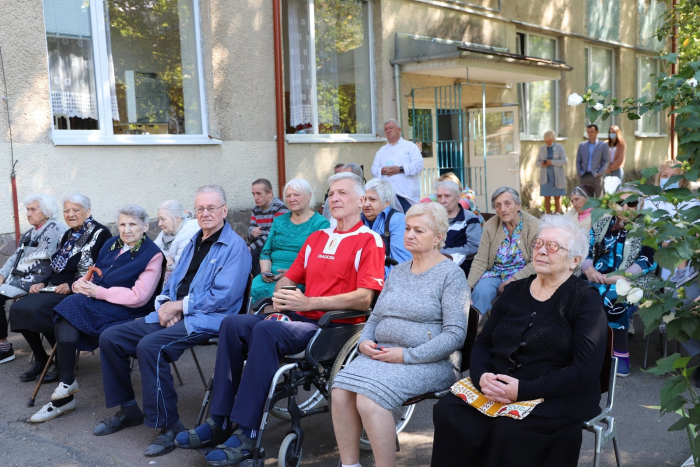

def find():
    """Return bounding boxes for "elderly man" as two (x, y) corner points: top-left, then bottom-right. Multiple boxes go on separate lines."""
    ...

(323, 163), (365, 228)
(248, 178), (288, 276)
(371, 119), (423, 213)
(173, 172), (386, 465)
(576, 124), (610, 197)
(435, 180), (481, 276)
(93, 185), (251, 457)
(362, 178), (411, 276)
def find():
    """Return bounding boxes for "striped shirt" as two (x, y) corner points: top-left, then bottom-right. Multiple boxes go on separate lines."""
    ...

(248, 198), (288, 252)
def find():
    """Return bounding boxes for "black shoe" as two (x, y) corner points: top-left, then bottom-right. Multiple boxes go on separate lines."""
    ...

(0, 344), (15, 364)
(20, 361), (58, 383)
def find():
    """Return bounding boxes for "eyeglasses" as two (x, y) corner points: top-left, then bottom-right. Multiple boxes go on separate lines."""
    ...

(623, 200), (639, 208)
(194, 204), (225, 215)
(532, 238), (569, 254)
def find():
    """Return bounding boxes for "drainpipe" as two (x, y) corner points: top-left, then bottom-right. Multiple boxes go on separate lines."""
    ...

(394, 63), (401, 122)
(670, 0), (678, 160)
(0, 46), (20, 246)
(272, 0), (286, 195)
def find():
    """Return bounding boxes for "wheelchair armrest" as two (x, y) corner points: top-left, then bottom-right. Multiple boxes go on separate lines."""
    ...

(317, 309), (371, 328)
(583, 407), (613, 428)
(251, 297), (273, 314)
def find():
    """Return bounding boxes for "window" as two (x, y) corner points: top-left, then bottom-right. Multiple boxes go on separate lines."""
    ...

(408, 108), (433, 158)
(637, 56), (662, 135)
(283, 0), (375, 137)
(638, 0), (666, 52)
(584, 46), (615, 132)
(41, 0), (212, 144)
(588, 0), (620, 41)
(516, 33), (558, 138)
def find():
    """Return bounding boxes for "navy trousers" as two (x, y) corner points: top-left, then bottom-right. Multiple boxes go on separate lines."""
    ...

(99, 318), (214, 429)
(210, 314), (318, 429)
(396, 195), (412, 214)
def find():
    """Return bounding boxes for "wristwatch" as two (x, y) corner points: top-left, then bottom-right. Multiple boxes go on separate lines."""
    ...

(399, 166), (404, 173)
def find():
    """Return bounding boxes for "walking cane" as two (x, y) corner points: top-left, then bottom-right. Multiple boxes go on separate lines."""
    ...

(26, 266), (103, 407)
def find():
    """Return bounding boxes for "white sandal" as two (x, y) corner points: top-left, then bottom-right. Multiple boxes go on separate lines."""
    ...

(30, 399), (76, 423)
(51, 380), (79, 401)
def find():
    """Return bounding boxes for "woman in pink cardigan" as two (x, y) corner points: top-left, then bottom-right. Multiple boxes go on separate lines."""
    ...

(31, 204), (164, 423)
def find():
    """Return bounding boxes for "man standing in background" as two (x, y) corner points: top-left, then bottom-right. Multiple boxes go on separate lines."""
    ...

(248, 179), (288, 276)
(576, 124), (610, 197)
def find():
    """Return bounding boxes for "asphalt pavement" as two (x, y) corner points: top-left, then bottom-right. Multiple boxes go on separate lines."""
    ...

(0, 315), (688, 466)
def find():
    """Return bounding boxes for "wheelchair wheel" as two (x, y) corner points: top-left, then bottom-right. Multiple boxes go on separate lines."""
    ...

(278, 432), (302, 467)
(327, 329), (363, 393)
(358, 403), (416, 451)
(270, 386), (326, 420)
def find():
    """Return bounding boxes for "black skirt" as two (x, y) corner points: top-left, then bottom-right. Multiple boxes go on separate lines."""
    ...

(9, 292), (69, 336)
(430, 393), (583, 467)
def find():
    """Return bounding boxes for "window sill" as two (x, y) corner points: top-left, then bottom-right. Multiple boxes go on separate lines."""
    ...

(50, 134), (223, 146)
(285, 134), (386, 144)
(634, 133), (667, 138)
(519, 136), (568, 142)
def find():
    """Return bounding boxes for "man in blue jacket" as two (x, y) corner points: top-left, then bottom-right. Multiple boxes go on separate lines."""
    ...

(93, 185), (251, 457)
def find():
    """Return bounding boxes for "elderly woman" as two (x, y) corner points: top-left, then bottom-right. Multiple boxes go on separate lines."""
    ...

(154, 200), (200, 281)
(250, 178), (329, 302)
(29, 204), (164, 423)
(583, 185), (657, 377)
(467, 187), (539, 317)
(332, 202), (469, 467)
(0, 194), (64, 364)
(537, 130), (567, 214)
(435, 180), (481, 276)
(421, 172), (484, 227)
(362, 178), (411, 276)
(563, 184), (595, 233)
(10, 194), (111, 383)
(431, 215), (607, 467)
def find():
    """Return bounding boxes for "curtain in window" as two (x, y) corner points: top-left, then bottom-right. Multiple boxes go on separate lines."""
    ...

(287, 0), (313, 129)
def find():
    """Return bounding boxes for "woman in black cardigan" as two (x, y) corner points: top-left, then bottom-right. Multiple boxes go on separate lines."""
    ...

(10, 194), (111, 383)
(431, 215), (607, 467)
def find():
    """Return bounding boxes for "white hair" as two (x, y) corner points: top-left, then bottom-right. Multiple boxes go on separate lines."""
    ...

(328, 172), (365, 197)
(364, 179), (395, 206)
(159, 200), (190, 222)
(63, 193), (91, 211)
(435, 180), (461, 198)
(537, 214), (589, 260)
(543, 130), (557, 140)
(24, 194), (59, 219)
(405, 202), (449, 249)
(341, 163), (364, 180)
(118, 204), (150, 227)
(196, 185), (227, 205)
(491, 187), (521, 209)
(284, 178), (316, 208)
(383, 118), (401, 129)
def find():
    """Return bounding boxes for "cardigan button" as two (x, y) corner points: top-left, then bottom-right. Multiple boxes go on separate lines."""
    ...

(528, 322), (533, 328)
(520, 342), (527, 347)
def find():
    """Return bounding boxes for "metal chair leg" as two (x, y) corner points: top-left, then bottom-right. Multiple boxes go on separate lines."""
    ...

(190, 347), (207, 389)
(643, 335), (651, 370)
(613, 436), (622, 467)
(395, 432), (401, 452)
(196, 371), (215, 426)
(171, 361), (184, 386)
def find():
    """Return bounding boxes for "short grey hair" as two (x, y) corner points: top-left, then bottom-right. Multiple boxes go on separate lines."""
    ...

(616, 183), (644, 210)
(383, 118), (401, 129)
(342, 163), (364, 180)
(435, 180), (461, 198)
(543, 130), (557, 140)
(64, 193), (91, 211)
(537, 214), (589, 260)
(196, 185), (227, 205)
(491, 187), (521, 209)
(365, 179), (395, 206)
(24, 194), (59, 219)
(284, 178), (315, 208)
(328, 172), (365, 197)
(158, 200), (190, 222)
(118, 204), (150, 227)
(405, 202), (449, 249)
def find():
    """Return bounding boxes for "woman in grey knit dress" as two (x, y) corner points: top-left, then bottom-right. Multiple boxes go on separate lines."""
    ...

(332, 202), (470, 467)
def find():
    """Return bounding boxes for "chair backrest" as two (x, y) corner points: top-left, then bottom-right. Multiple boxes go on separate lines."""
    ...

(481, 212), (496, 223)
(460, 306), (480, 373)
(239, 274), (253, 314)
(600, 326), (614, 394)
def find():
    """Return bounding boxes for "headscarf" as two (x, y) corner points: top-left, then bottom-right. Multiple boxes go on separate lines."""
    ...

(50, 216), (96, 272)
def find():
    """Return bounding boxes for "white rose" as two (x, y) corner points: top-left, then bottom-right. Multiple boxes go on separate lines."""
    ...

(616, 278), (632, 296)
(639, 300), (653, 309)
(687, 78), (698, 88)
(567, 93), (584, 106)
(593, 103), (604, 111)
(627, 287), (644, 304)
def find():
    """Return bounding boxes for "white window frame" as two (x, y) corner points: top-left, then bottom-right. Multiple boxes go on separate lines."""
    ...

(583, 45), (616, 136)
(517, 32), (559, 140)
(636, 55), (664, 137)
(44, 0), (217, 146)
(285, 0), (380, 144)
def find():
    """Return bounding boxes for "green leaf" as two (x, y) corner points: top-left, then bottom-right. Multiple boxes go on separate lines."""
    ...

(655, 247), (683, 271)
(661, 395), (690, 415)
(669, 416), (692, 431)
(585, 106), (602, 123)
(675, 356), (693, 370)
(591, 208), (613, 224)
(646, 352), (683, 375)
(642, 167), (660, 178)
(660, 53), (679, 63)
(627, 113), (642, 120)
(587, 83), (600, 93)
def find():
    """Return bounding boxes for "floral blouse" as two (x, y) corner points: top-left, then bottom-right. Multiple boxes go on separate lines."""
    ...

(482, 212), (526, 281)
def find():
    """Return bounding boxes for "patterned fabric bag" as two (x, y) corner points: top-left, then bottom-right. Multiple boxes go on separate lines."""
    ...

(450, 377), (543, 420)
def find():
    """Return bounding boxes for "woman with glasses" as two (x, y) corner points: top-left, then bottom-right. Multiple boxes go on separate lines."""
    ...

(582, 184), (657, 377)
(431, 215), (607, 467)
(0, 194), (64, 365)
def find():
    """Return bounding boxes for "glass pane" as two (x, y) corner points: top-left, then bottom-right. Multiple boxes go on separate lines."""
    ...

(640, 57), (659, 133)
(528, 36), (555, 60)
(639, 0), (666, 51)
(284, 0), (314, 134)
(474, 111), (515, 157)
(588, 47), (613, 130)
(525, 36), (556, 136)
(315, 0), (372, 134)
(408, 108), (433, 157)
(588, 0), (620, 41)
(106, 0), (203, 135)
(43, 0), (99, 130)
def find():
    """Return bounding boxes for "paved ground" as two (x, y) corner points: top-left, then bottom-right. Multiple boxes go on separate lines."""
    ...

(0, 315), (688, 466)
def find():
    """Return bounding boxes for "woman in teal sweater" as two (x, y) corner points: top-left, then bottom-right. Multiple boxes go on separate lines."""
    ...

(250, 178), (329, 301)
